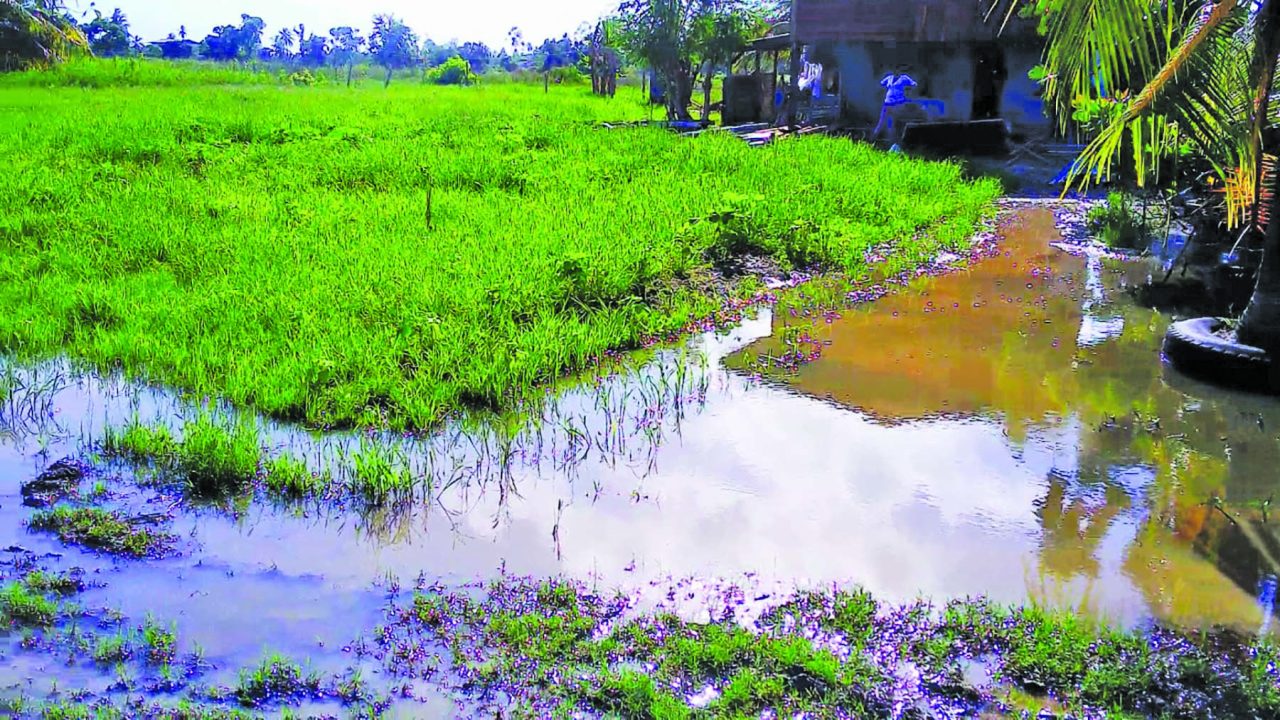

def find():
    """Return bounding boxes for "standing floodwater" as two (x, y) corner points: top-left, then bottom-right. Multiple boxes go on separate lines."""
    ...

(2, 207), (1279, 713)
(731, 207), (1280, 630)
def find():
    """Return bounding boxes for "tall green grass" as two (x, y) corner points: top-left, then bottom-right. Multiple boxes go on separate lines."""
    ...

(0, 69), (999, 430)
(0, 57), (287, 88)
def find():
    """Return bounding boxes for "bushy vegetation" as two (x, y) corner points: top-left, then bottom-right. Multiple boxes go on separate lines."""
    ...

(1086, 192), (1151, 250)
(424, 56), (474, 85)
(0, 76), (997, 431)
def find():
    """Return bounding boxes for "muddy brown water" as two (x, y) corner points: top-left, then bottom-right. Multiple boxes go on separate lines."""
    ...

(2, 206), (1279, 707)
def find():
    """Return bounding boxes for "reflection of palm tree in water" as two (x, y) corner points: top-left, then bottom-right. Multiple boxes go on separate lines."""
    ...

(1035, 473), (1131, 580)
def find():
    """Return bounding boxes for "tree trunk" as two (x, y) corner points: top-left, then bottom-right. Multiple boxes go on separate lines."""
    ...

(701, 60), (713, 124)
(665, 62), (694, 122)
(383, 66), (392, 88)
(1250, 0), (1280, 233)
(1239, 132), (1280, 352)
(1237, 0), (1280, 352)
(784, 44), (802, 127)
(347, 62), (353, 87)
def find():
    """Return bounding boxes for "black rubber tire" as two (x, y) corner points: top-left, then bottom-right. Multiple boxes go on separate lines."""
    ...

(1163, 317), (1277, 394)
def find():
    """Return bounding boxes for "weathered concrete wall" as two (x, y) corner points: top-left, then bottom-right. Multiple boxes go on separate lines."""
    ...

(823, 40), (1049, 131)
(1001, 45), (1051, 132)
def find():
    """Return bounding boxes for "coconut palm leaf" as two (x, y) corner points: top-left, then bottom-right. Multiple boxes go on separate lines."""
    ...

(988, 0), (1261, 224)
(1067, 1), (1258, 223)
(989, 0), (1179, 132)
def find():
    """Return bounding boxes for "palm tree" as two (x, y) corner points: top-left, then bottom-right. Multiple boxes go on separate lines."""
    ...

(0, 0), (89, 69)
(991, 0), (1280, 349)
(272, 27), (294, 61)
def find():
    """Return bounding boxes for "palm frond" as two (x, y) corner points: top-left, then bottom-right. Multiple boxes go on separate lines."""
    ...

(992, 0), (1182, 133)
(1066, 2), (1257, 224)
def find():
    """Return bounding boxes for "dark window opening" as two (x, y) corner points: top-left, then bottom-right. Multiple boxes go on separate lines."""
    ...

(971, 43), (1007, 120)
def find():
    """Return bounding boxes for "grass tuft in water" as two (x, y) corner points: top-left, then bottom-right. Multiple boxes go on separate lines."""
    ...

(234, 654), (321, 707)
(0, 581), (59, 627)
(262, 453), (326, 498)
(101, 419), (177, 463)
(92, 633), (130, 664)
(348, 441), (414, 503)
(27, 507), (176, 558)
(20, 569), (85, 596)
(141, 614), (178, 666)
(175, 413), (262, 497)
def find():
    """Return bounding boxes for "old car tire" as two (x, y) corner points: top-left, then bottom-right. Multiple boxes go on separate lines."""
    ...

(1163, 317), (1277, 394)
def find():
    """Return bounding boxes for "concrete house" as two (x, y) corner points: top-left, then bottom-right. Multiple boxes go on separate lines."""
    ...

(729, 0), (1049, 136)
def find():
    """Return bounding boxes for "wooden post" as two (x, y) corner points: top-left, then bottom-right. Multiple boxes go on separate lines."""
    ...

(784, 0), (801, 126)
(786, 45), (802, 127)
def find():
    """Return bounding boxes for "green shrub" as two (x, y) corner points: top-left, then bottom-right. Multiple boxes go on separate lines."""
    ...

(425, 56), (475, 86)
(1086, 192), (1148, 250)
(288, 68), (317, 87)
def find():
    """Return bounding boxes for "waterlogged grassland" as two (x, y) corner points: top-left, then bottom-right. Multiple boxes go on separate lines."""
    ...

(5, 559), (1280, 719)
(0, 79), (998, 430)
(365, 576), (1280, 719)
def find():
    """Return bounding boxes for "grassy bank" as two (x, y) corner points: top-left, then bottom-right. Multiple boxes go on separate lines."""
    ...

(0, 70), (998, 430)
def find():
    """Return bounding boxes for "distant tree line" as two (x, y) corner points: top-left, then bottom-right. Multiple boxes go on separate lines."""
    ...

(96, 9), (600, 88)
(3, 0), (781, 118)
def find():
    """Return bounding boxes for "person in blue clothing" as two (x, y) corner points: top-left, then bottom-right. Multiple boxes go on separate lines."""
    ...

(871, 66), (918, 143)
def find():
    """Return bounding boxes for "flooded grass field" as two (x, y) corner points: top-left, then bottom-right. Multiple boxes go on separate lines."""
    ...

(3, 204), (1280, 717)
(0, 80), (996, 431)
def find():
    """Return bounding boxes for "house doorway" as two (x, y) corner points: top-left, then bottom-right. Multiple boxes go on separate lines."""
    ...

(971, 42), (1007, 120)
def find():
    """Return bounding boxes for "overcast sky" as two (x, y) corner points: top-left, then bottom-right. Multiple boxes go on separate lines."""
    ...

(69, 0), (620, 47)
